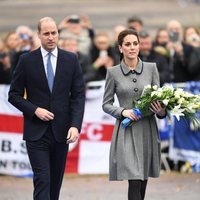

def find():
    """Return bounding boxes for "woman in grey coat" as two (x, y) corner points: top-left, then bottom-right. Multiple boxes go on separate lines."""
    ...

(102, 29), (166, 200)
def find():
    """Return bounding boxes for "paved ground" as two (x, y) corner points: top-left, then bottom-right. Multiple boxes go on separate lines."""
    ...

(0, 172), (200, 200)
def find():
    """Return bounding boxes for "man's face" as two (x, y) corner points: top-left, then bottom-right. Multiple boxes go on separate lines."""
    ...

(38, 21), (58, 52)
(94, 35), (110, 50)
(61, 39), (78, 53)
(128, 22), (142, 33)
(139, 36), (152, 55)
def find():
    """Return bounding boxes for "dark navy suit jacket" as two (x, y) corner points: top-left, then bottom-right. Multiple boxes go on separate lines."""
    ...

(8, 47), (85, 142)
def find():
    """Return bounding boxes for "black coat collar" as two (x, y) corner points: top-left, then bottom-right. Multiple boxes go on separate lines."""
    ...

(120, 58), (143, 76)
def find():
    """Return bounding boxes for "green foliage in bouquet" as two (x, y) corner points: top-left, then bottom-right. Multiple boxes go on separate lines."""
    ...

(133, 84), (200, 125)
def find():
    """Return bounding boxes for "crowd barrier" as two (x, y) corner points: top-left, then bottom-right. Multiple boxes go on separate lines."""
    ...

(0, 81), (199, 176)
(168, 82), (200, 172)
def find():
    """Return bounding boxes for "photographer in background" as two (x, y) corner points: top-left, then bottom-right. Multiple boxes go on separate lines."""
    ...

(58, 14), (94, 56)
(166, 20), (193, 83)
(16, 25), (33, 52)
(11, 25), (33, 73)
(0, 38), (10, 84)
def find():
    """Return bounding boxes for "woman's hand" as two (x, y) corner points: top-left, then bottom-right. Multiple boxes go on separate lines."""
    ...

(149, 101), (166, 117)
(122, 109), (141, 121)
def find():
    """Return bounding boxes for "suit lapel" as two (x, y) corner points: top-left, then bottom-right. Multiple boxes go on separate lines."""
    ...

(52, 49), (64, 95)
(34, 48), (51, 94)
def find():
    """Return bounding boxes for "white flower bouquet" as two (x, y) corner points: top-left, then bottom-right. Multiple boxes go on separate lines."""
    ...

(122, 84), (200, 128)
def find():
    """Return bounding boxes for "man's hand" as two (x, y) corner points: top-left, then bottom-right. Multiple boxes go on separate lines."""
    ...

(35, 107), (54, 121)
(66, 127), (79, 144)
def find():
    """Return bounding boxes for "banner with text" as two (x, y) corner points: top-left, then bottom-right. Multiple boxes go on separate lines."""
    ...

(1, 81), (200, 176)
(0, 82), (115, 175)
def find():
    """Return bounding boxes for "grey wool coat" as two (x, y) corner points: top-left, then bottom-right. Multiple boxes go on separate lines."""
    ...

(102, 58), (162, 181)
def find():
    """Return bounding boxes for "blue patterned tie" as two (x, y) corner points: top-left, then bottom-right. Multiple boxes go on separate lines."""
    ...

(47, 52), (54, 92)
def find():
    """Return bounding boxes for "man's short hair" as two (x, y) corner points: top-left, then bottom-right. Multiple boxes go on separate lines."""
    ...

(127, 16), (143, 26)
(38, 17), (57, 33)
(138, 30), (149, 38)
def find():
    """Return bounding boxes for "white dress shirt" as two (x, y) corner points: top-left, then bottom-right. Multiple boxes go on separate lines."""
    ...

(40, 46), (58, 76)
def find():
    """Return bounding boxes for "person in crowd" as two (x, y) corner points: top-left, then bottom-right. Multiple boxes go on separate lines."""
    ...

(102, 29), (166, 200)
(4, 32), (20, 75)
(138, 30), (170, 85)
(5, 32), (20, 52)
(31, 32), (42, 51)
(185, 27), (200, 80)
(111, 24), (126, 64)
(153, 28), (170, 60)
(0, 38), (11, 84)
(8, 17), (85, 200)
(166, 19), (193, 82)
(183, 26), (200, 48)
(16, 25), (33, 52)
(11, 25), (34, 72)
(59, 36), (95, 83)
(59, 14), (94, 56)
(90, 31), (115, 81)
(127, 16), (143, 32)
(165, 20), (197, 171)
(80, 14), (95, 40)
(188, 46), (200, 80)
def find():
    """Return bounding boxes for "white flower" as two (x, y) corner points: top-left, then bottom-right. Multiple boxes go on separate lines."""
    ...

(174, 94), (180, 99)
(152, 85), (158, 90)
(170, 105), (185, 121)
(174, 88), (185, 97)
(182, 91), (194, 98)
(186, 104), (196, 113)
(151, 91), (158, 97)
(134, 84), (200, 126)
(144, 85), (151, 90)
(177, 97), (185, 105)
(151, 89), (162, 97)
(164, 84), (174, 92)
(192, 103), (200, 109)
(175, 88), (184, 93)
(157, 91), (162, 97)
(162, 99), (169, 106)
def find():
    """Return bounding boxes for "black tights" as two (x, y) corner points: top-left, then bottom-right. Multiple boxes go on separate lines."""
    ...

(128, 180), (148, 200)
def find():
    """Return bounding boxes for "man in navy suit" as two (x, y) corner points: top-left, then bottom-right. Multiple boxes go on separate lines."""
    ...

(8, 17), (85, 200)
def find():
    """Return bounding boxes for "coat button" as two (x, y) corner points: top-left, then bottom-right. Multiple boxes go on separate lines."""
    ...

(131, 70), (135, 74)
(133, 78), (137, 82)
(134, 88), (138, 92)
